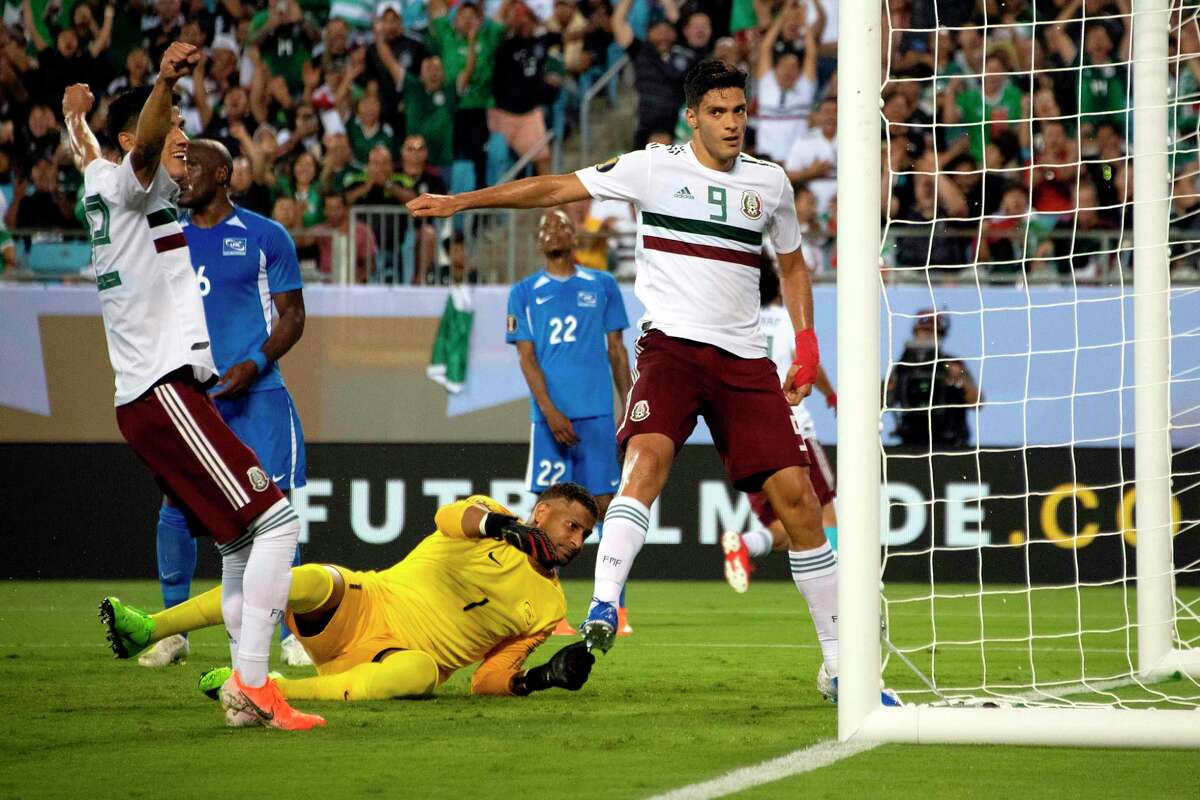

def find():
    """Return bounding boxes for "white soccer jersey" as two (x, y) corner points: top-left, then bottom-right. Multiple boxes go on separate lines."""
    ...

(575, 142), (803, 359)
(83, 154), (217, 406)
(760, 303), (815, 437)
(753, 70), (815, 163)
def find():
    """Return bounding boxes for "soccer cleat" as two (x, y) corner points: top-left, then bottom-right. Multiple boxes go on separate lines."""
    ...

(201, 666), (283, 701)
(219, 671), (326, 731)
(617, 606), (633, 636)
(137, 634), (189, 667)
(280, 635), (313, 666)
(721, 531), (753, 594)
(579, 599), (617, 654)
(98, 597), (155, 659)
(815, 663), (904, 707)
(200, 666), (233, 701)
(552, 618), (578, 636)
(817, 662), (838, 703)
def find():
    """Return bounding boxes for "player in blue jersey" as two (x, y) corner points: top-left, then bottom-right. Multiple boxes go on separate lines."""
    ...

(136, 138), (312, 668)
(507, 209), (633, 634)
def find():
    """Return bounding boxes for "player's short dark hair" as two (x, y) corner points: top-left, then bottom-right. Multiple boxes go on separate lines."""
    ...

(105, 87), (181, 147)
(684, 58), (747, 109)
(538, 482), (599, 521)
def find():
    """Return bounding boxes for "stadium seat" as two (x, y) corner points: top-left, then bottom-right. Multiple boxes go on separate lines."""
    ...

(27, 240), (92, 277)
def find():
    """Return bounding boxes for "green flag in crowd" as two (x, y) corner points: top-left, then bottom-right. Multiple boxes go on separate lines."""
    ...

(427, 285), (474, 394)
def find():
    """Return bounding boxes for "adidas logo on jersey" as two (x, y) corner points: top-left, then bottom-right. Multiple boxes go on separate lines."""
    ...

(673, 187), (694, 200)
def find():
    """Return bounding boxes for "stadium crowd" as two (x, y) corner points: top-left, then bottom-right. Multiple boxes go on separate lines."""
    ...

(0, 0), (1194, 282)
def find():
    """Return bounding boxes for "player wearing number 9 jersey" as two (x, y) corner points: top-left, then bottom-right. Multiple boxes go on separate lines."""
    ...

(407, 58), (841, 701)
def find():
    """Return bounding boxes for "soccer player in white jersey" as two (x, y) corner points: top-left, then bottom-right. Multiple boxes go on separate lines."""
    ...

(62, 41), (323, 730)
(410, 59), (845, 700)
(723, 262), (839, 594)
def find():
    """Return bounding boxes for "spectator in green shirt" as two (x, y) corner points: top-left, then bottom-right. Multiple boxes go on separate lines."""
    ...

(404, 55), (456, 168)
(249, 0), (320, 95)
(943, 53), (1024, 164)
(347, 94), (399, 164)
(426, 0), (507, 188)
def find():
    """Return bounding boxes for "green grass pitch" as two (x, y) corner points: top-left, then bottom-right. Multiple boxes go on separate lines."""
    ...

(0, 579), (1196, 799)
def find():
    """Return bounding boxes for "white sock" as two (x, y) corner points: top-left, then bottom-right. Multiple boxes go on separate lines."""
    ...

(741, 529), (774, 558)
(789, 543), (839, 672)
(592, 497), (650, 605)
(220, 548), (248, 666)
(237, 499), (299, 688)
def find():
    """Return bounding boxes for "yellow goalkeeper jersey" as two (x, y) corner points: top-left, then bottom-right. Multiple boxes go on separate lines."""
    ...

(297, 495), (567, 693)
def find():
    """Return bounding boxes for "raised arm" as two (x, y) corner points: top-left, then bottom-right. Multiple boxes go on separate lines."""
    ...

(801, 5), (821, 82)
(659, 0), (681, 24)
(407, 172), (592, 218)
(612, 0), (635, 50)
(62, 84), (102, 170)
(756, 7), (786, 79)
(89, 4), (115, 59)
(23, 0), (48, 53)
(132, 42), (199, 188)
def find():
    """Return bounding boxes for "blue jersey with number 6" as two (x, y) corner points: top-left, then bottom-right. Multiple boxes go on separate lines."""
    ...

(181, 206), (302, 393)
(506, 266), (629, 422)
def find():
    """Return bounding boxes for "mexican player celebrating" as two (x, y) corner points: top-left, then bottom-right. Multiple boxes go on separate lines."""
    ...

(410, 60), (841, 700)
(65, 42), (323, 729)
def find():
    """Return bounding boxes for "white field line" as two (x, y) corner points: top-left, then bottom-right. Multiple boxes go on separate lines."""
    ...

(644, 676), (1148, 800)
(643, 739), (881, 800)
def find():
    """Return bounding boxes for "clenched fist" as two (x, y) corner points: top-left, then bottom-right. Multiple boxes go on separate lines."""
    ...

(159, 42), (201, 86)
(63, 84), (95, 117)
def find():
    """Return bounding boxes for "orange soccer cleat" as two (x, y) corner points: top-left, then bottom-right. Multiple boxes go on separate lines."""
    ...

(219, 670), (326, 731)
(722, 531), (753, 593)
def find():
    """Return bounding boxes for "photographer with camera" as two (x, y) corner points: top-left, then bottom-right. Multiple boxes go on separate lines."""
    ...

(885, 309), (981, 450)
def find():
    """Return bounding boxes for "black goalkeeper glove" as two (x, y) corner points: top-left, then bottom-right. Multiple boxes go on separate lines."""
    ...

(512, 641), (595, 695)
(480, 512), (559, 568)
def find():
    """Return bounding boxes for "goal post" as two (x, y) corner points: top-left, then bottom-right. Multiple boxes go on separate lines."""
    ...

(837, 0), (1200, 748)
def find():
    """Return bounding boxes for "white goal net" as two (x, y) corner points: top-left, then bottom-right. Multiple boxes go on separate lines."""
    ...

(859, 0), (1200, 721)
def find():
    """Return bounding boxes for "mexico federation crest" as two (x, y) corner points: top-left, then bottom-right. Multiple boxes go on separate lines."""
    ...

(247, 466), (270, 492)
(631, 400), (650, 422)
(740, 191), (763, 220)
(595, 156), (619, 173)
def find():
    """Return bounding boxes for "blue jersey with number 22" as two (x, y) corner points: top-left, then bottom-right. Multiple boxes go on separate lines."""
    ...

(506, 267), (629, 422)
(181, 206), (302, 393)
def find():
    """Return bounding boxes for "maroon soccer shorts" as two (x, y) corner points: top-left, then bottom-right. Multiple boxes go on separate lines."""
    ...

(748, 436), (836, 528)
(617, 330), (809, 492)
(115, 369), (284, 551)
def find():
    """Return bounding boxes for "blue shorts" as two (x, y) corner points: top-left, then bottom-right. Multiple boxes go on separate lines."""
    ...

(525, 414), (620, 497)
(213, 387), (307, 491)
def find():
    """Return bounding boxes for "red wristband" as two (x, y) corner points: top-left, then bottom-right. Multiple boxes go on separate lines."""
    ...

(790, 329), (819, 390)
(825, 391), (838, 410)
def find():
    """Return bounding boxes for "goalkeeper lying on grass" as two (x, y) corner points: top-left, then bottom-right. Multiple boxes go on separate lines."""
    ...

(101, 483), (598, 708)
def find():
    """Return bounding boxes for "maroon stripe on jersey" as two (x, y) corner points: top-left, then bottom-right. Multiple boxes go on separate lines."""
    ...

(642, 235), (760, 268)
(153, 232), (188, 253)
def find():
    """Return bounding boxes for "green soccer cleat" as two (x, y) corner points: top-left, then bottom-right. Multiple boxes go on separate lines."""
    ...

(98, 597), (155, 659)
(199, 667), (283, 701)
(199, 666), (233, 700)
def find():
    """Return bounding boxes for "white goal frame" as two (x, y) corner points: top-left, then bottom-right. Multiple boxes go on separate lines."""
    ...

(836, 0), (1200, 748)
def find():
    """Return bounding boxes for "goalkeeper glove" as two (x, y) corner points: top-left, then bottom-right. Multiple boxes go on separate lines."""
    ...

(789, 329), (820, 391)
(512, 641), (595, 695)
(480, 512), (559, 568)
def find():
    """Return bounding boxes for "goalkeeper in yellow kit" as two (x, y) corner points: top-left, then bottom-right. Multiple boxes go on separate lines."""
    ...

(100, 483), (599, 709)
